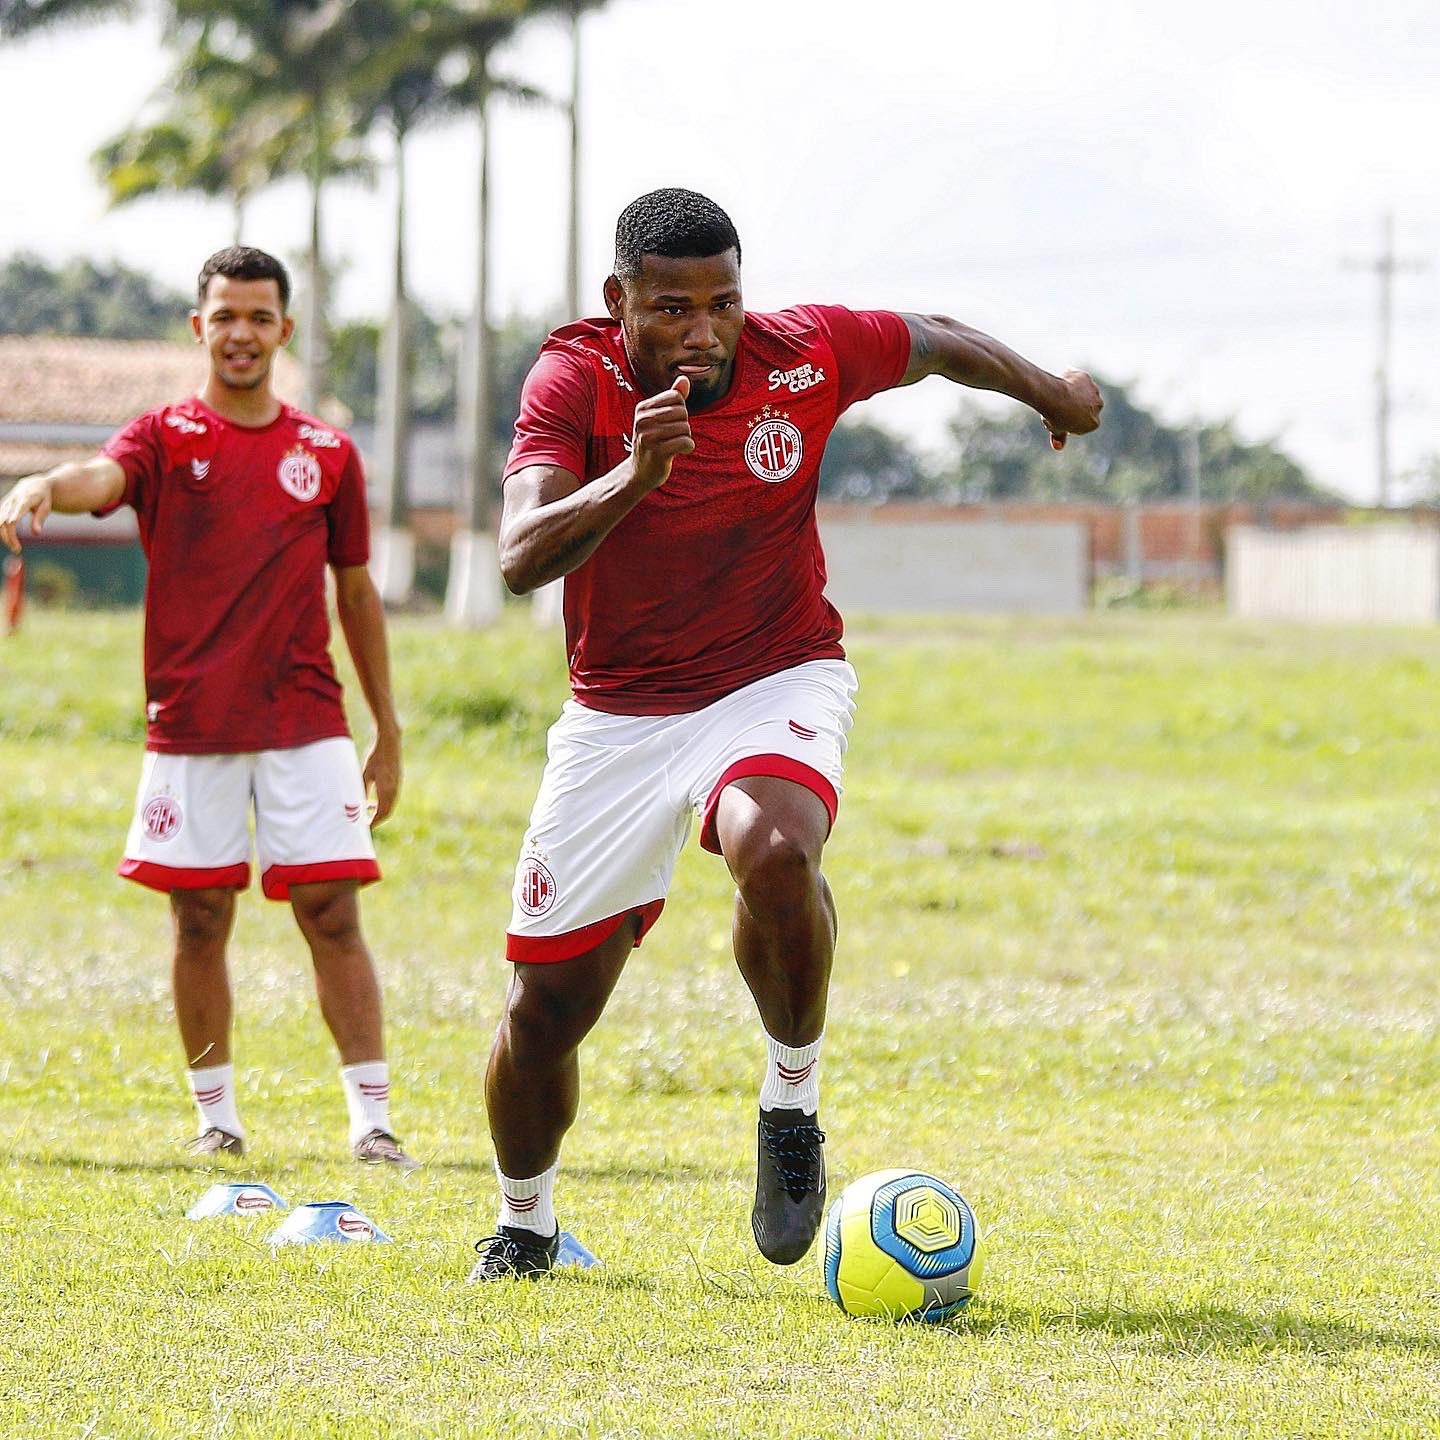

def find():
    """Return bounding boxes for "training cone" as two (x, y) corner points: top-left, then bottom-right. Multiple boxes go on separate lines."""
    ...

(186, 1182), (288, 1219)
(555, 1231), (600, 1269)
(267, 1201), (391, 1246)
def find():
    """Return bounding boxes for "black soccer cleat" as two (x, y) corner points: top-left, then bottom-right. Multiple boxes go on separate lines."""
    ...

(752, 1108), (827, 1265)
(467, 1225), (560, 1282)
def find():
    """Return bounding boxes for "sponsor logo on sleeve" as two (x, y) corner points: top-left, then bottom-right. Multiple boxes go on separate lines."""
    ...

(767, 362), (827, 394)
(164, 413), (208, 436)
(600, 354), (635, 393)
(296, 422), (342, 449)
(277, 447), (322, 502)
(744, 405), (804, 483)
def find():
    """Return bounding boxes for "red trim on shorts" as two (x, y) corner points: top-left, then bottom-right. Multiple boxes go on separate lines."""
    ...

(118, 858), (251, 894)
(261, 859), (381, 901)
(699, 754), (839, 855)
(507, 899), (665, 964)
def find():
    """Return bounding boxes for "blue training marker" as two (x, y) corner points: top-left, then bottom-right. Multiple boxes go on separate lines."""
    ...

(267, 1200), (391, 1245)
(186, 1182), (288, 1219)
(555, 1231), (600, 1269)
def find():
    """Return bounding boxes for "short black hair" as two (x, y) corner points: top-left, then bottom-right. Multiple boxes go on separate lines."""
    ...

(197, 246), (291, 310)
(613, 189), (741, 281)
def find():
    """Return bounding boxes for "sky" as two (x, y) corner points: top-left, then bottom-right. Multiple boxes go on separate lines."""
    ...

(1, 0), (1438, 502)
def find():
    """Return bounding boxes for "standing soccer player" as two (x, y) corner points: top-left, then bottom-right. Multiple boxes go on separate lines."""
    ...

(0, 246), (416, 1169)
(472, 190), (1102, 1278)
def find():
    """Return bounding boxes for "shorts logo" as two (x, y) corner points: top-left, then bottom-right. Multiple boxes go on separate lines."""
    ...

(744, 406), (803, 483)
(788, 719), (818, 740)
(142, 794), (183, 842)
(278, 447), (322, 502)
(343, 802), (362, 823)
(517, 857), (557, 917)
(336, 1211), (374, 1239)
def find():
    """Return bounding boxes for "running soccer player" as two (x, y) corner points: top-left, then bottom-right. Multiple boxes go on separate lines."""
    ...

(0, 246), (416, 1170)
(471, 189), (1102, 1278)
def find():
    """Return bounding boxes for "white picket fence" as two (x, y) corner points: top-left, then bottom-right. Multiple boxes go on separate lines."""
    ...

(1227, 524), (1440, 623)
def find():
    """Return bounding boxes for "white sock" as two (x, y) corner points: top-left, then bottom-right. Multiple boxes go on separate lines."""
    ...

(496, 1162), (557, 1237)
(759, 1030), (823, 1114)
(339, 1061), (392, 1146)
(188, 1063), (244, 1140)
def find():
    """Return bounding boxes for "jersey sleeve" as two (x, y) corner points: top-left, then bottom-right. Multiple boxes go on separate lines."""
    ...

(503, 345), (597, 483)
(327, 444), (371, 567)
(98, 409), (166, 516)
(797, 305), (912, 414)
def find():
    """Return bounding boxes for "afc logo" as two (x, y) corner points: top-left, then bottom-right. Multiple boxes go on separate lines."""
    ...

(744, 406), (804, 483)
(517, 856), (557, 917)
(142, 794), (183, 842)
(278, 447), (322, 502)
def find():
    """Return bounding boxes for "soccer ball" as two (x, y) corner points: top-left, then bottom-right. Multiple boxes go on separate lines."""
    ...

(821, 1169), (980, 1322)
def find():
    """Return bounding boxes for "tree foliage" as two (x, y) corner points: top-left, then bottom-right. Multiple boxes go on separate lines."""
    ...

(943, 377), (1331, 505)
(0, 253), (190, 339)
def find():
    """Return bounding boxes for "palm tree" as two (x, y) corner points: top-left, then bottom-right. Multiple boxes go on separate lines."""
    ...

(0, 0), (134, 37)
(93, 68), (311, 244)
(164, 0), (377, 412)
(345, 0), (469, 603)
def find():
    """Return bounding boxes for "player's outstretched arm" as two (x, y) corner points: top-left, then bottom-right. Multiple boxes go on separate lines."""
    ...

(899, 313), (1103, 451)
(499, 376), (696, 594)
(0, 457), (126, 553)
(333, 564), (403, 826)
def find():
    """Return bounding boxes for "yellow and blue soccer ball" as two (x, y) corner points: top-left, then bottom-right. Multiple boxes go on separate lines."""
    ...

(822, 1169), (980, 1322)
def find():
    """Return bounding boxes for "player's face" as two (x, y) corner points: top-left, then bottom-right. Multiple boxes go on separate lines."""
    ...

(605, 250), (744, 411)
(191, 276), (294, 392)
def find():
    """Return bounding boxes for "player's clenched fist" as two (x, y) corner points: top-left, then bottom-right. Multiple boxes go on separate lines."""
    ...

(1042, 370), (1104, 451)
(629, 374), (696, 490)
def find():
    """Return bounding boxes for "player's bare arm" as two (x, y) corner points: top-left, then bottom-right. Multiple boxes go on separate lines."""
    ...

(0, 457), (126, 553)
(333, 564), (403, 826)
(498, 376), (696, 594)
(900, 313), (1103, 451)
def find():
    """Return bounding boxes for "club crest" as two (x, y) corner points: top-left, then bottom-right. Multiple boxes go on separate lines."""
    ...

(277, 447), (321, 502)
(744, 406), (804, 483)
(517, 857), (557, 917)
(142, 793), (183, 842)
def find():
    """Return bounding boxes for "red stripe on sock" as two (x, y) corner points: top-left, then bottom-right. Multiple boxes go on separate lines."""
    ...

(503, 1193), (540, 1211)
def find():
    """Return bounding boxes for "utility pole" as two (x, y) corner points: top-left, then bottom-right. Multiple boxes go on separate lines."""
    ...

(1345, 213), (1427, 507)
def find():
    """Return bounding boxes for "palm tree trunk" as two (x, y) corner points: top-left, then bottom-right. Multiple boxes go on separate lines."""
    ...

(565, 1), (582, 321)
(445, 77), (500, 628)
(374, 122), (414, 604)
(301, 102), (328, 413)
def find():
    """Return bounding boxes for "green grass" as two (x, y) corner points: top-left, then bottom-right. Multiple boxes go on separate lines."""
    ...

(2, 608), (1439, 1439)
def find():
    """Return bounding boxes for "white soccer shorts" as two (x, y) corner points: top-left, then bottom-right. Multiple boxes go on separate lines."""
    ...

(507, 659), (858, 963)
(118, 736), (379, 901)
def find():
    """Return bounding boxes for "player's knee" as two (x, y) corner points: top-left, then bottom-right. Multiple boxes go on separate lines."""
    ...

(293, 886), (362, 951)
(171, 889), (234, 952)
(504, 975), (605, 1058)
(736, 833), (821, 920)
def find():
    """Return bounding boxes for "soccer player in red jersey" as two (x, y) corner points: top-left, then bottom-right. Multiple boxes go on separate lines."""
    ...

(0, 247), (416, 1169)
(469, 189), (1102, 1279)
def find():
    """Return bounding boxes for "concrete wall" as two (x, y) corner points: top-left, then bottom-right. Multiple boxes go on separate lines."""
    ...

(1228, 524), (1440, 623)
(817, 514), (1089, 615)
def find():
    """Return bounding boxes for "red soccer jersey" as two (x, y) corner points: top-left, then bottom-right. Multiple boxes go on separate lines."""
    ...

(505, 305), (911, 714)
(101, 397), (370, 754)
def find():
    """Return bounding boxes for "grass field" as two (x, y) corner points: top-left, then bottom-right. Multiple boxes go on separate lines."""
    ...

(2, 607), (1439, 1439)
